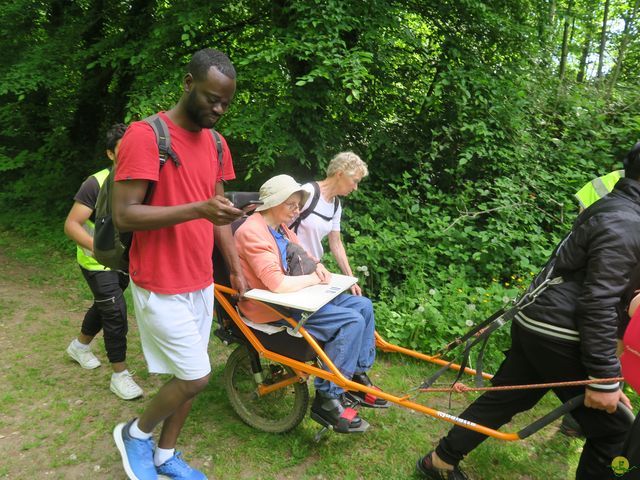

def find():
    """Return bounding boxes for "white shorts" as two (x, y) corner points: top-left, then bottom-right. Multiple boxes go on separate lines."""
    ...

(130, 281), (214, 380)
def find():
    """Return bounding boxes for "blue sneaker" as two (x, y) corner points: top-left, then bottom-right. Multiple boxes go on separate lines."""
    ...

(156, 452), (207, 480)
(113, 419), (157, 480)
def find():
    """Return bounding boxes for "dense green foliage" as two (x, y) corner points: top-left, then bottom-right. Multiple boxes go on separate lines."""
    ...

(2, 0), (640, 365)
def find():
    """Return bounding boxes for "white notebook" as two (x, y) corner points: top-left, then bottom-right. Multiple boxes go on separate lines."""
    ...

(243, 273), (358, 312)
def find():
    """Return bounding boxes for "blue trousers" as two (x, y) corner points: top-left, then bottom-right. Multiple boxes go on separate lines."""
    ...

(295, 294), (376, 397)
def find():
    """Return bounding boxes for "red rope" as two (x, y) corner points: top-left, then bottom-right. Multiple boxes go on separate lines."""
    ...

(420, 377), (626, 393)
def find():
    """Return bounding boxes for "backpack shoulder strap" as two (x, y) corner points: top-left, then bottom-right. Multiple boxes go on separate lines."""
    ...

(210, 129), (225, 181)
(290, 182), (320, 232)
(306, 181), (337, 222)
(94, 167), (115, 220)
(143, 114), (180, 167)
(308, 181), (321, 214)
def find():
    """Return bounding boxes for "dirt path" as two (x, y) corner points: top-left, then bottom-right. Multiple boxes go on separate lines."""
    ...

(0, 251), (302, 480)
(0, 252), (164, 479)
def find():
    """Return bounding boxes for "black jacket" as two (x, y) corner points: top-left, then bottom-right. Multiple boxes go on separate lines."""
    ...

(617, 265), (640, 338)
(515, 178), (640, 389)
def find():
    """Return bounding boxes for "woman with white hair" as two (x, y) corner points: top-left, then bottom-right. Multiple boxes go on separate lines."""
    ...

(235, 174), (387, 434)
(291, 151), (368, 296)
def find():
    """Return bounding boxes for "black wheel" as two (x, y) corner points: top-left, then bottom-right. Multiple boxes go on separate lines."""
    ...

(223, 344), (309, 433)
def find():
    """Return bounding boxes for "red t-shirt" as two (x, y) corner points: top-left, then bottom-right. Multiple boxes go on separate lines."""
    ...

(115, 112), (236, 294)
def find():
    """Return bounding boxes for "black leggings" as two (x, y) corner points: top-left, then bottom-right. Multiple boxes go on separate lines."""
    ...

(80, 267), (130, 364)
(435, 323), (632, 480)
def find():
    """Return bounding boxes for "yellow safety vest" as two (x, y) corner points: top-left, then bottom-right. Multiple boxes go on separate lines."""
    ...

(77, 168), (110, 271)
(574, 169), (624, 210)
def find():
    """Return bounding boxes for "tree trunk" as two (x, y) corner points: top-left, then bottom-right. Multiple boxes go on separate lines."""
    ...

(68, 0), (109, 152)
(597, 0), (611, 79)
(106, 0), (157, 124)
(540, 0), (557, 48)
(608, 0), (640, 89)
(576, 32), (592, 82)
(558, 0), (575, 80)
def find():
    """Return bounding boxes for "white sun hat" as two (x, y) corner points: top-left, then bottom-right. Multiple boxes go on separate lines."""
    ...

(255, 174), (310, 212)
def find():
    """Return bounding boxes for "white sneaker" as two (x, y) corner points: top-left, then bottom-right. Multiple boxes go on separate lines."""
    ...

(66, 340), (101, 369)
(110, 372), (143, 400)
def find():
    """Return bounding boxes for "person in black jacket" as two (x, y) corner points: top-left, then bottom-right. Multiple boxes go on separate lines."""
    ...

(417, 143), (640, 480)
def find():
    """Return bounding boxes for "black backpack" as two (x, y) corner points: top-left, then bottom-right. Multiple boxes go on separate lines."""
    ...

(290, 181), (340, 232)
(93, 114), (224, 272)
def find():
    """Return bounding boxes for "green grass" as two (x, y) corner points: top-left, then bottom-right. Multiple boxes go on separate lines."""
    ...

(0, 225), (626, 479)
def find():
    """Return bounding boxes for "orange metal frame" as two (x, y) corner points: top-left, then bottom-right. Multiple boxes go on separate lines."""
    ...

(214, 284), (520, 441)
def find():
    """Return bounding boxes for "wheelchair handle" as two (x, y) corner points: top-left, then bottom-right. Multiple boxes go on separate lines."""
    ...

(518, 394), (635, 439)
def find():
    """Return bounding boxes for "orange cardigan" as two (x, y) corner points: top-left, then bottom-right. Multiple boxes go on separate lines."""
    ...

(235, 212), (303, 323)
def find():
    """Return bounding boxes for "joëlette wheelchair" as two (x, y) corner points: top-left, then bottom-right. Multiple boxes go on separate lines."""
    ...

(212, 192), (635, 440)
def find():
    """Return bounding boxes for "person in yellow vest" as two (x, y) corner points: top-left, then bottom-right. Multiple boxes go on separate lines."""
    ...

(575, 169), (625, 211)
(556, 167), (626, 439)
(63, 123), (143, 400)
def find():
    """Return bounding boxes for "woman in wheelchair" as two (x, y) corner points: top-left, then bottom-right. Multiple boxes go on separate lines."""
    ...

(234, 174), (388, 433)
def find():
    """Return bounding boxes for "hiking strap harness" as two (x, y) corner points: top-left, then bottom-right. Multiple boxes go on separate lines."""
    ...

(419, 275), (565, 391)
(421, 376), (626, 393)
(290, 181), (340, 232)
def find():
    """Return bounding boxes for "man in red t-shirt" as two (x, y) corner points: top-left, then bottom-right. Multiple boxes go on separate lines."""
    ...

(112, 49), (248, 480)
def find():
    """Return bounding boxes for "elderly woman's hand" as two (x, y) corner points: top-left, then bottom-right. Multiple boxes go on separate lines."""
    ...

(315, 263), (331, 284)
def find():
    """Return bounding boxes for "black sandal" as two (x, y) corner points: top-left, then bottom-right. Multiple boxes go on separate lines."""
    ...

(345, 372), (390, 408)
(310, 392), (369, 433)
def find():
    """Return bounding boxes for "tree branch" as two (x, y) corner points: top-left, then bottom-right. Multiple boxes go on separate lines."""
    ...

(442, 201), (529, 233)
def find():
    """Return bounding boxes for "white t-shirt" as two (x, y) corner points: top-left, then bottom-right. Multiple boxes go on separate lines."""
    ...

(294, 182), (342, 260)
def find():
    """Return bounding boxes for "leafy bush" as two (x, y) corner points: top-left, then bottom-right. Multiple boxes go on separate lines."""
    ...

(336, 72), (640, 370)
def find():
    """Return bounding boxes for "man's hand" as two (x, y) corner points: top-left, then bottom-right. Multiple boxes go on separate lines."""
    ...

(350, 283), (362, 296)
(620, 390), (633, 410)
(315, 263), (331, 284)
(584, 388), (629, 414)
(199, 195), (244, 226)
(229, 271), (249, 298)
